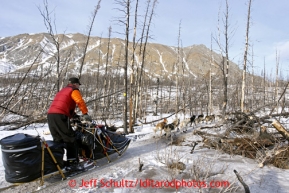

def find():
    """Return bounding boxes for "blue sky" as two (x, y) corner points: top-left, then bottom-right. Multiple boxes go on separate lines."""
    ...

(1, 0), (289, 78)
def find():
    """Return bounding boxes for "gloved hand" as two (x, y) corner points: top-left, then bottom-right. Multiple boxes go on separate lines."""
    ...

(72, 113), (80, 119)
(83, 114), (92, 122)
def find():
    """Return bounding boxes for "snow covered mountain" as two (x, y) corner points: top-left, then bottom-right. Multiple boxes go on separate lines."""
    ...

(0, 61), (16, 74)
(0, 33), (242, 79)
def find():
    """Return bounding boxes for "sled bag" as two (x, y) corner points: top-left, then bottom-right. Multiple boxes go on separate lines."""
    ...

(92, 129), (130, 159)
(44, 140), (65, 174)
(81, 131), (94, 150)
(0, 133), (41, 183)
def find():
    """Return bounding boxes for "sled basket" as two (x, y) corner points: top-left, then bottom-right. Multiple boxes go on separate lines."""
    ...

(73, 122), (131, 161)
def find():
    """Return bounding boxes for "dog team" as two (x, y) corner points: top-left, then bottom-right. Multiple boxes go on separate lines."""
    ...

(153, 114), (216, 139)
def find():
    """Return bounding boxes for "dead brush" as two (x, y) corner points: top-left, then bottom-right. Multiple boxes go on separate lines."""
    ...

(154, 146), (187, 179)
(152, 139), (243, 192)
(188, 155), (240, 192)
(189, 156), (227, 181)
(257, 142), (289, 169)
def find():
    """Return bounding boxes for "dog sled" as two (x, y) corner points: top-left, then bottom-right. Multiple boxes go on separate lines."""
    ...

(0, 118), (131, 187)
(72, 117), (131, 162)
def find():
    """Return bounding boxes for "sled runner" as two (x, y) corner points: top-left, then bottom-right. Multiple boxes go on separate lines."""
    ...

(0, 119), (131, 190)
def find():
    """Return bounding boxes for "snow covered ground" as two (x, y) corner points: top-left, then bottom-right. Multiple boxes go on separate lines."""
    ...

(1, 115), (289, 193)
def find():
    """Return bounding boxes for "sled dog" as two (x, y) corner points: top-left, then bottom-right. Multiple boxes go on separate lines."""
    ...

(179, 115), (197, 132)
(179, 118), (192, 133)
(163, 119), (180, 139)
(153, 118), (168, 137)
(195, 114), (205, 123)
(189, 115), (196, 126)
(205, 115), (215, 124)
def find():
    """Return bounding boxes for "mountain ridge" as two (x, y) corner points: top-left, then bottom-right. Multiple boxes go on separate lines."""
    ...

(0, 33), (242, 79)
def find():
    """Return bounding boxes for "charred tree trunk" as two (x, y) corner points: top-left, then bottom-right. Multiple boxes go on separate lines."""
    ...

(240, 0), (252, 112)
(272, 120), (289, 141)
(78, 0), (101, 79)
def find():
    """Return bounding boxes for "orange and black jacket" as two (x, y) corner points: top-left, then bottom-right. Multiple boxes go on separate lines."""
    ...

(47, 84), (88, 117)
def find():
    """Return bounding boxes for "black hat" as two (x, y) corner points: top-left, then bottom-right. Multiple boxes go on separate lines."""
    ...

(69, 77), (81, 85)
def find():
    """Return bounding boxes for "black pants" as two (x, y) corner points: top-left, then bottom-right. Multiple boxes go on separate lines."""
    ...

(47, 113), (79, 161)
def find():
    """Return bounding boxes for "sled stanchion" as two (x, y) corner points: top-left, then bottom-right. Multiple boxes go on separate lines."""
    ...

(40, 137), (66, 180)
(96, 129), (111, 163)
(103, 133), (121, 156)
(96, 125), (121, 156)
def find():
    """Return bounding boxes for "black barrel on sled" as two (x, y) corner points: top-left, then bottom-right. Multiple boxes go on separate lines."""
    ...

(0, 133), (65, 183)
(0, 133), (42, 183)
